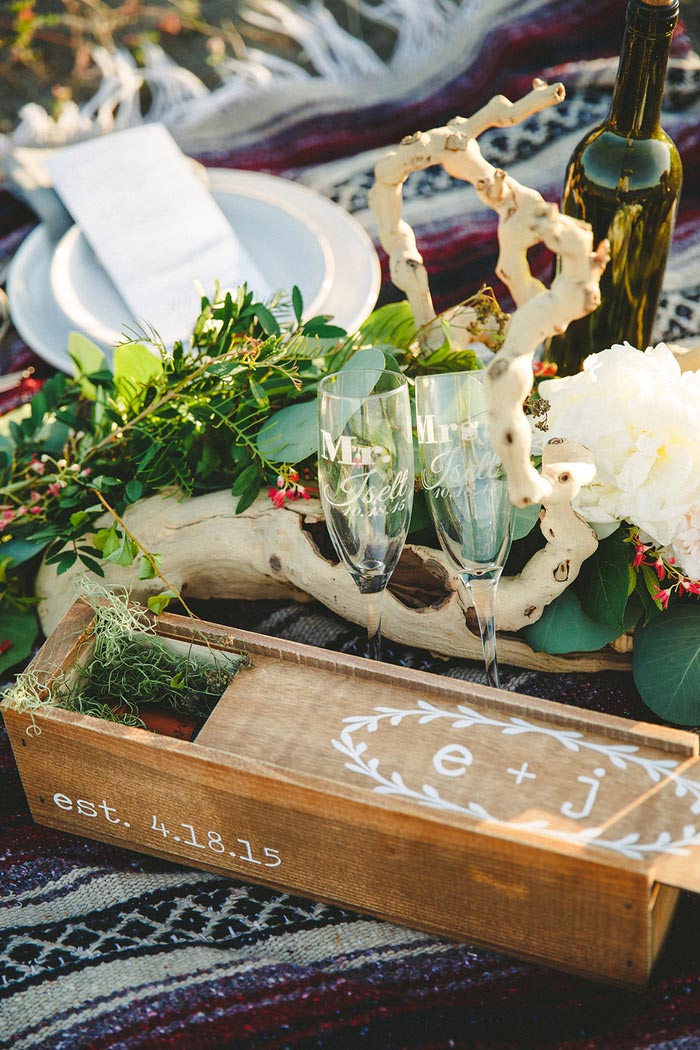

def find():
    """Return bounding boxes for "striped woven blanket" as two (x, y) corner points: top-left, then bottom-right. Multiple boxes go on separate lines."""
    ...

(2, 0), (700, 1045)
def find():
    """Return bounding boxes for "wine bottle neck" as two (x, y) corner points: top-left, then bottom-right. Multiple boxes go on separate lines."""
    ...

(608, 0), (678, 138)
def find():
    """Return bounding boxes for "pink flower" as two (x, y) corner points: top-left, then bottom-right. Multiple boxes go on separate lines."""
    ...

(653, 588), (672, 610)
(632, 544), (647, 568)
(47, 482), (62, 497)
(28, 505), (42, 515)
(30, 458), (45, 475)
(2, 508), (14, 522)
(653, 557), (665, 581)
(268, 466), (310, 508)
(16, 505), (28, 517)
(680, 580), (700, 596)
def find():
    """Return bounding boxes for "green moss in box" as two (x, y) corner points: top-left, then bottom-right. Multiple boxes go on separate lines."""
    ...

(4, 587), (250, 730)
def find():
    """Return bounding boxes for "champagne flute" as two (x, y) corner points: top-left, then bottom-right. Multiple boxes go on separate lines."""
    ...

(317, 369), (414, 660)
(415, 371), (512, 687)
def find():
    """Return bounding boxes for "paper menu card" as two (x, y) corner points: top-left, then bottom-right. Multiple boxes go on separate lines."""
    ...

(45, 124), (271, 346)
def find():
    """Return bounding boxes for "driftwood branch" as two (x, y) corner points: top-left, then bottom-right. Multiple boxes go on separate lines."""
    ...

(35, 482), (623, 674)
(369, 79), (610, 509)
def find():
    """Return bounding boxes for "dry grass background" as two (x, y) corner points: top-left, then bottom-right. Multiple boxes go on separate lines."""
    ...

(0, 0), (396, 134)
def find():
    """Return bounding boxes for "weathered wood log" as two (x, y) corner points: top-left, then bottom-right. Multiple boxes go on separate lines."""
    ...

(36, 485), (630, 674)
(369, 79), (610, 510)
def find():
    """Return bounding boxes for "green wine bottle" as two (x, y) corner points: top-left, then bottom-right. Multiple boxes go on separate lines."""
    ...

(544, 0), (682, 375)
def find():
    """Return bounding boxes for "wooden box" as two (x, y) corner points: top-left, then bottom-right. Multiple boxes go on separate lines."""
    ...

(5, 600), (700, 989)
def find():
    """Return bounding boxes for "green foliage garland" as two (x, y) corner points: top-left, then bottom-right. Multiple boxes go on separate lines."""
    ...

(2, 283), (700, 726)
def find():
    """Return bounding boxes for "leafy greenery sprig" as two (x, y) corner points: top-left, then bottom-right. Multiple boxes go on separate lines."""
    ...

(1, 283), (501, 675)
(0, 285), (353, 670)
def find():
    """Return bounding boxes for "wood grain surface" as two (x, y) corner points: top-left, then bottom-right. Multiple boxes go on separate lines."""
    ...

(5, 600), (699, 987)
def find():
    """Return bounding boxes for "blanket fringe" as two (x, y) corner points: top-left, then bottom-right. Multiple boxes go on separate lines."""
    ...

(0, 0), (470, 155)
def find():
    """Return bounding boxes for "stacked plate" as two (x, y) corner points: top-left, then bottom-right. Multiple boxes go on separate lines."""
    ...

(8, 169), (381, 372)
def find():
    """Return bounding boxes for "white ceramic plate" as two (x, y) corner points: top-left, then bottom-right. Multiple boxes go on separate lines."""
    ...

(8, 169), (381, 372)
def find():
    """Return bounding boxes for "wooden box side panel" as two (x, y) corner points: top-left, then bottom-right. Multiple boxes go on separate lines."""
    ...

(5, 707), (656, 988)
(649, 882), (681, 966)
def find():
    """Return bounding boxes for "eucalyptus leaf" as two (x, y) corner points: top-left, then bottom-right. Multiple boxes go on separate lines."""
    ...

(522, 589), (624, 654)
(633, 604), (700, 725)
(256, 400), (317, 463)
(0, 603), (39, 677)
(337, 346), (386, 376)
(512, 503), (540, 541)
(0, 537), (47, 567)
(256, 346), (387, 464)
(577, 527), (631, 632)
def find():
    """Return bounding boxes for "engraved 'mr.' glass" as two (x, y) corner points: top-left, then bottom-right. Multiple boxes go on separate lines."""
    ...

(317, 369), (414, 660)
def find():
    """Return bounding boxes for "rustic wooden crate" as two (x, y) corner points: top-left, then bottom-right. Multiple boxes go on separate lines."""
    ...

(5, 599), (700, 989)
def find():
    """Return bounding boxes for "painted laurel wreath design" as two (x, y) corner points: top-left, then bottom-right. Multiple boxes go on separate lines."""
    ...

(331, 701), (700, 860)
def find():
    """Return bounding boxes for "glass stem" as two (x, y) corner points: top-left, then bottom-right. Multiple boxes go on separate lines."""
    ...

(360, 585), (384, 661)
(462, 571), (502, 688)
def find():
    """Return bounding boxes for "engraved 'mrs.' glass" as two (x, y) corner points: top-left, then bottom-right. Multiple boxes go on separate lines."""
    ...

(317, 369), (414, 660)
(416, 370), (512, 687)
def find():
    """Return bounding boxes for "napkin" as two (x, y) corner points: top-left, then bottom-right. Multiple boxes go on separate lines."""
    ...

(44, 124), (271, 346)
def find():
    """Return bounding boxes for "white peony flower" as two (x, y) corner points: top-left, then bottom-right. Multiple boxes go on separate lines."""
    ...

(668, 505), (700, 580)
(538, 342), (700, 555)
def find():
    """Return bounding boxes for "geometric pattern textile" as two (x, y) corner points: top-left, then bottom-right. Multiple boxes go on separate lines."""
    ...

(2, 0), (700, 1043)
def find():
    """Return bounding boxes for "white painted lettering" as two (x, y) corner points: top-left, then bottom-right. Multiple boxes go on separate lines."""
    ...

(432, 743), (473, 777)
(98, 800), (121, 823)
(76, 799), (98, 817)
